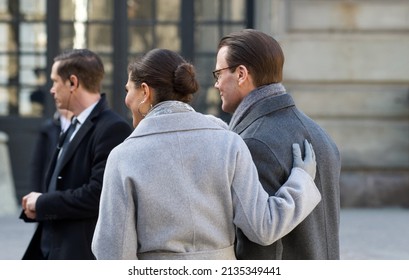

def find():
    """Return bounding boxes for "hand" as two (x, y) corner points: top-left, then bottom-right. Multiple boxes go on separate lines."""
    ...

(22, 192), (42, 220)
(292, 139), (316, 180)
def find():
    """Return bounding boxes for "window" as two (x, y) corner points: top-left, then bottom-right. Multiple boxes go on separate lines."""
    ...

(0, 0), (253, 118)
(59, 0), (115, 101)
(0, 0), (47, 117)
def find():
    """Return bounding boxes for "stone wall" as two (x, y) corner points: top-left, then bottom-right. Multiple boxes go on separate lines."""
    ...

(256, 0), (409, 207)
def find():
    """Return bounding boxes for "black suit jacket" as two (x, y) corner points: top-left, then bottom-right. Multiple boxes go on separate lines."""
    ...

(21, 94), (132, 259)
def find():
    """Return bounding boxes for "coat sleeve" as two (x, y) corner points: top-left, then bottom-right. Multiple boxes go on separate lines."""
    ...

(92, 147), (138, 260)
(231, 140), (321, 246)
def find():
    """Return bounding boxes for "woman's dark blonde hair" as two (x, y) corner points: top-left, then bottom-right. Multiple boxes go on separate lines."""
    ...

(128, 48), (199, 104)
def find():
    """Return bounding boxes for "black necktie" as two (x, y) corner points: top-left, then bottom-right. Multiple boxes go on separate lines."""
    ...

(48, 117), (78, 192)
(57, 117), (78, 154)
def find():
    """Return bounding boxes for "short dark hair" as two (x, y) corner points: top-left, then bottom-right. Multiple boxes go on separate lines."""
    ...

(218, 29), (284, 87)
(128, 48), (199, 104)
(54, 49), (104, 93)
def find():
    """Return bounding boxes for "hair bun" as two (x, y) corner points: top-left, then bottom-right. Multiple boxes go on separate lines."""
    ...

(173, 63), (199, 96)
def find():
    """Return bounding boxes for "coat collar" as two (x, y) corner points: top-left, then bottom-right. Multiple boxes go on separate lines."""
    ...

(231, 92), (295, 135)
(55, 94), (108, 170)
(128, 111), (225, 139)
(229, 83), (286, 129)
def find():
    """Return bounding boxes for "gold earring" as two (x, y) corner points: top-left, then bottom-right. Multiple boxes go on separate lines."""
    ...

(137, 102), (152, 117)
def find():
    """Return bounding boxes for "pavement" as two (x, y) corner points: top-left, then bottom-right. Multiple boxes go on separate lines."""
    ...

(0, 207), (408, 260)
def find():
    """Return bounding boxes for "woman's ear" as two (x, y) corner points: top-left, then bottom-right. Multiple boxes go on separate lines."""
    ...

(140, 82), (154, 103)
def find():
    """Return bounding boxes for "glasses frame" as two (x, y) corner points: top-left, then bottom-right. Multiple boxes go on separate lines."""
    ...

(212, 65), (239, 82)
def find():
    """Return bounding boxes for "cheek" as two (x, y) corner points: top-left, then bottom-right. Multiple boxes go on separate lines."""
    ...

(219, 80), (232, 97)
(221, 83), (241, 113)
(125, 93), (131, 108)
(52, 83), (61, 93)
(125, 91), (137, 109)
(125, 91), (140, 115)
(54, 85), (66, 100)
(218, 77), (233, 92)
(56, 83), (70, 95)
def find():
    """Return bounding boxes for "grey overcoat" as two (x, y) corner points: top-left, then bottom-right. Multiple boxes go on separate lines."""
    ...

(92, 110), (321, 260)
(232, 92), (341, 260)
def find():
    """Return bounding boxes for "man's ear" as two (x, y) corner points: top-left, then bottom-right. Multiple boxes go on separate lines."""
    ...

(237, 65), (249, 85)
(69, 75), (79, 89)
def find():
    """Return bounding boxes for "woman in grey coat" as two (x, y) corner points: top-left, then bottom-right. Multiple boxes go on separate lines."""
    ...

(91, 49), (321, 260)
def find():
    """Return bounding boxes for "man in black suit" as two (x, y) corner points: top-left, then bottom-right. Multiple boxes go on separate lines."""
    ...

(21, 49), (132, 260)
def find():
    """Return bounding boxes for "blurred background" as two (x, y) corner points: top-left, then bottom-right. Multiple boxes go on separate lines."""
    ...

(0, 0), (408, 259)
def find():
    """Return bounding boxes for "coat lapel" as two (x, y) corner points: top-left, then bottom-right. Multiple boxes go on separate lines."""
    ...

(44, 95), (108, 187)
(59, 95), (108, 168)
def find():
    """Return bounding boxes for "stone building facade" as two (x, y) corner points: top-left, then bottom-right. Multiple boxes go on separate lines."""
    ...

(255, 0), (409, 207)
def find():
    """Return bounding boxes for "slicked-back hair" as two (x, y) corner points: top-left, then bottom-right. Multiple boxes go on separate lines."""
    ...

(218, 29), (284, 87)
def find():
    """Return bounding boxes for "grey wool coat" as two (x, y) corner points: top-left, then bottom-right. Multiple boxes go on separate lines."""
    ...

(92, 109), (321, 260)
(231, 86), (341, 260)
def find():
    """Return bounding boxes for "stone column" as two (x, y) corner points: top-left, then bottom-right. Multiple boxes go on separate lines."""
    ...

(0, 131), (18, 216)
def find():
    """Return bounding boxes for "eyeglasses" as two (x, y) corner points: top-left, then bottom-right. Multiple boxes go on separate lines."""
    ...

(212, 65), (239, 82)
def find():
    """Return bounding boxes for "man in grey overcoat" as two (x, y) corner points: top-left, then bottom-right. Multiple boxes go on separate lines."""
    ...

(213, 29), (341, 259)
